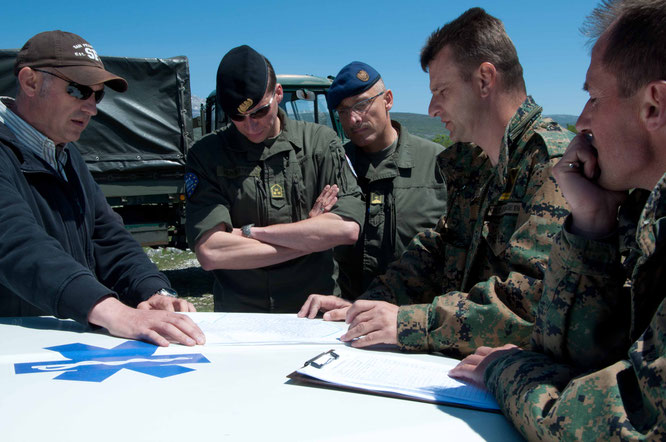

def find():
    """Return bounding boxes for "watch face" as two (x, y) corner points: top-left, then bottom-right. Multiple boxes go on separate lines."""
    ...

(242, 224), (253, 238)
(159, 288), (178, 297)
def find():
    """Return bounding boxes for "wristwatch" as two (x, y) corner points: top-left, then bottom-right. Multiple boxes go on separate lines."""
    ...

(241, 223), (254, 238)
(156, 287), (178, 298)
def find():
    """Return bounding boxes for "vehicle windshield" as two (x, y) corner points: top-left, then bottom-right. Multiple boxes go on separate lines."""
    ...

(280, 91), (334, 131)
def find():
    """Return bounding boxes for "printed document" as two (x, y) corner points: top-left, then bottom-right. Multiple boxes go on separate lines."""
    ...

(186, 313), (348, 345)
(290, 347), (499, 411)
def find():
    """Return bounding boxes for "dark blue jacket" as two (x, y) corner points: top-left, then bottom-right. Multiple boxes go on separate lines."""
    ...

(0, 123), (170, 325)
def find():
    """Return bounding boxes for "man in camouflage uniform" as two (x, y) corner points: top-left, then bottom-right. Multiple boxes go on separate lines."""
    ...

(325, 61), (447, 300)
(450, 0), (666, 438)
(186, 46), (364, 312)
(299, 8), (572, 357)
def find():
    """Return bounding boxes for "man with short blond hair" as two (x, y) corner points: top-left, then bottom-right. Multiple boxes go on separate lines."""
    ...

(300, 9), (572, 357)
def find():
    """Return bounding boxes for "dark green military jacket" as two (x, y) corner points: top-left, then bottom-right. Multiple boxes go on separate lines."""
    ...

(484, 174), (666, 440)
(335, 121), (446, 299)
(361, 97), (573, 356)
(186, 109), (364, 312)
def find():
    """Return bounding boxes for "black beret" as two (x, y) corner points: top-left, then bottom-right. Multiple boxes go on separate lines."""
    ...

(328, 61), (381, 111)
(216, 45), (268, 116)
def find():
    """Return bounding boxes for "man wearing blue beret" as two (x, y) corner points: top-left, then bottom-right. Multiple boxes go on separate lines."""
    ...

(321, 61), (447, 300)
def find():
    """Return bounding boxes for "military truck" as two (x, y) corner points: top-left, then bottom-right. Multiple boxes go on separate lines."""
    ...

(0, 50), (341, 248)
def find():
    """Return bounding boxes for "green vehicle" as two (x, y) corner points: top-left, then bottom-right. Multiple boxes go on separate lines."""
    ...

(0, 50), (341, 248)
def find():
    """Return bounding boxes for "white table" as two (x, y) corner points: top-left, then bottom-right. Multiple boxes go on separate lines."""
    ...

(0, 315), (522, 441)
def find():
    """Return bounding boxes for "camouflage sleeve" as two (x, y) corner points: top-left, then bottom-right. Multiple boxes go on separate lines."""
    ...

(532, 222), (631, 369)
(358, 224), (447, 304)
(396, 159), (569, 356)
(484, 299), (666, 440)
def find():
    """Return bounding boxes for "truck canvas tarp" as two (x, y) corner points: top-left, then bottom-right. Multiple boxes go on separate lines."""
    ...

(0, 50), (193, 247)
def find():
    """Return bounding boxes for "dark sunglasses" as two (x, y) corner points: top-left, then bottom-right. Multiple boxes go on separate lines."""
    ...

(33, 69), (105, 104)
(229, 92), (275, 122)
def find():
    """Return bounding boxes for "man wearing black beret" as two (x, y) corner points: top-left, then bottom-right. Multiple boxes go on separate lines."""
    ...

(185, 45), (364, 312)
(321, 61), (447, 300)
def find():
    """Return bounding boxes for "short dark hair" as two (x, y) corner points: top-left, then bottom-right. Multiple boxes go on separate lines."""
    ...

(583, 0), (666, 97)
(420, 7), (525, 93)
(265, 56), (276, 93)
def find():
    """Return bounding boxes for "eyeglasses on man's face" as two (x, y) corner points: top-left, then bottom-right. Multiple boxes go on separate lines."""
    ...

(33, 69), (105, 104)
(336, 91), (385, 118)
(230, 91), (276, 122)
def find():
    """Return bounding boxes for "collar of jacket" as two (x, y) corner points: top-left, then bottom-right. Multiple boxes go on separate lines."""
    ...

(0, 123), (68, 176)
(227, 108), (304, 162)
(494, 95), (543, 190)
(345, 119), (414, 182)
(637, 171), (666, 257)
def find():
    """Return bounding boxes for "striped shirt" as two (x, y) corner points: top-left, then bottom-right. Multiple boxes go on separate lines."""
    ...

(0, 97), (69, 181)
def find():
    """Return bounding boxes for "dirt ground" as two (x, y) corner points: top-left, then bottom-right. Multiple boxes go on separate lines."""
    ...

(146, 247), (214, 311)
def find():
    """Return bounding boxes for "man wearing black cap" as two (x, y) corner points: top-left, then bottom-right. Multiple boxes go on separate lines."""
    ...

(323, 61), (446, 299)
(0, 30), (205, 347)
(185, 45), (364, 312)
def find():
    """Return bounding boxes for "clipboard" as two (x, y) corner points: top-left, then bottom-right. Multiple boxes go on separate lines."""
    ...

(287, 348), (501, 413)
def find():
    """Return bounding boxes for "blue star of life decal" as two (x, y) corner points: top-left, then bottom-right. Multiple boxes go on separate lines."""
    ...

(14, 341), (210, 383)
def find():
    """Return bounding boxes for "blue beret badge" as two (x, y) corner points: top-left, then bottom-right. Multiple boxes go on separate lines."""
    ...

(356, 70), (369, 81)
(184, 172), (199, 199)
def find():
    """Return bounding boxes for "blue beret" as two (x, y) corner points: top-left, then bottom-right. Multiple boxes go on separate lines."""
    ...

(327, 61), (381, 111)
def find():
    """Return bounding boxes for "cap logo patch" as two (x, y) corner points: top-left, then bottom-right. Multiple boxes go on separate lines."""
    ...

(238, 98), (253, 114)
(356, 70), (370, 82)
(72, 43), (100, 61)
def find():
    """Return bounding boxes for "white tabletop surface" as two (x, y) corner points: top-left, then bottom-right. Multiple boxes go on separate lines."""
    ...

(0, 315), (523, 441)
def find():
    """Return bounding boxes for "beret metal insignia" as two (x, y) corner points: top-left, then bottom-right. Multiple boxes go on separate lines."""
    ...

(356, 70), (369, 81)
(238, 98), (253, 113)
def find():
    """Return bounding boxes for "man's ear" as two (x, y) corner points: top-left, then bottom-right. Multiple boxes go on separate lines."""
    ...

(17, 67), (40, 98)
(384, 89), (394, 112)
(477, 62), (497, 98)
(642, 80), (666, 132)
(274, 83), (284, 105)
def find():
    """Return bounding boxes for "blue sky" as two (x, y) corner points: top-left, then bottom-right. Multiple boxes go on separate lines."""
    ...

(1, 0), (599, 117)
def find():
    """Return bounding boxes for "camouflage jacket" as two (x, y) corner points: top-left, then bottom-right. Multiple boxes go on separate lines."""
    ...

(485, 173), (666, 441)
(361, 96), (572, 356)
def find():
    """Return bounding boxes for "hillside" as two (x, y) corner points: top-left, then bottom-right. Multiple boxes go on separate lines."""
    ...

(391, 112), (579, 142)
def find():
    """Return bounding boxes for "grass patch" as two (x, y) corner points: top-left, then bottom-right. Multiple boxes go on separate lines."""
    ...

(145, 247), (214, 312)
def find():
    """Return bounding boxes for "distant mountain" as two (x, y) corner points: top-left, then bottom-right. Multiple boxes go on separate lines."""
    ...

(392, 112), (579, 142)
(391, 112), (448, 141)
(545, 114), (578, 129)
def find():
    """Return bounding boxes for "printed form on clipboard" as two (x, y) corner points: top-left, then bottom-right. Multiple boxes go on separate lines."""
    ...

(288, 347), (500, 412)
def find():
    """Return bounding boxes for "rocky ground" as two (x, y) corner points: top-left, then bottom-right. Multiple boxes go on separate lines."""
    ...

(145, 247), (214, 311)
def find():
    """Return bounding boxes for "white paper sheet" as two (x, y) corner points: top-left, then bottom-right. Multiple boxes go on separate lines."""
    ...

(294, 347), (499, 411)
(187, 313), (348, 345)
